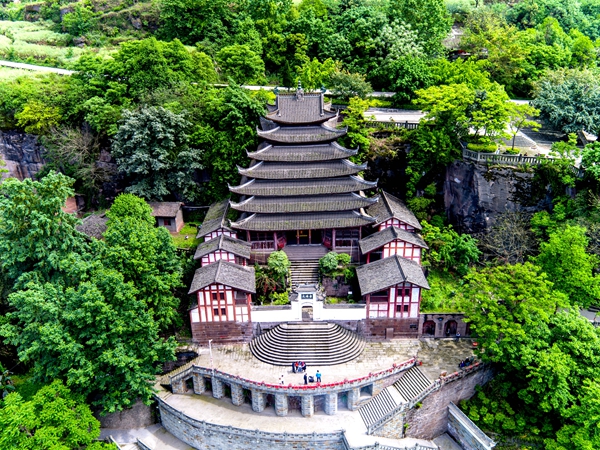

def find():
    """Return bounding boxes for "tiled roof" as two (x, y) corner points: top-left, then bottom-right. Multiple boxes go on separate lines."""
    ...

(193, 234), (251, 260)
(148, 202), (182, 218)
(230, 193), (379, 214)
(230, 210), (376, 231)
(365, 191), (421, 230)
(238, 160), (366, 179)
(359, 226), (428, 255)
(188, 260), (256, 294)
(356, 255), (430, 295)
(76, 214), (108, 240)
(257, 125), (347, 144)
(229, 175), (377, 197)
(247, 142), (358, 162)
(197, 199), (231, 238)
(266, 93), (337, 125)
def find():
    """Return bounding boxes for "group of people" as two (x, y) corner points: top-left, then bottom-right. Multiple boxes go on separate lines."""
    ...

(304, 370), (321, 385)
(291, 361), (306, 373)
(458, 356), (475, 369)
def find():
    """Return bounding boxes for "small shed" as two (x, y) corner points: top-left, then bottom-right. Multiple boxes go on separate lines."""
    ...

(148, 202), (184, 232)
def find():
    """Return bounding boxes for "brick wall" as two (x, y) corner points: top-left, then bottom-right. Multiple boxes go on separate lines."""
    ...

(191, 321), (254, 344)
(362, 318), (420, 340)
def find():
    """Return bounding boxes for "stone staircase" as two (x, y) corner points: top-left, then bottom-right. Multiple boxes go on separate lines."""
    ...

(358, 366), (432, 429)
(289, 259), (320, 286)
(249, 322), (366, 366)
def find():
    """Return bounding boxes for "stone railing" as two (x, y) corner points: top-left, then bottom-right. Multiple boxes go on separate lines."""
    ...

(368, 120), (419, 130)
(136, 438), (152, 450)
(462, 148), (544, 165)
(366, 363), (487, 435)
(170, 358), (416, 396)
(350, 445), (438, 450)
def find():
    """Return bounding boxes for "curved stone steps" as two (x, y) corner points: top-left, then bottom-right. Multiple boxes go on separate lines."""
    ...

(249, 322), (365, 366)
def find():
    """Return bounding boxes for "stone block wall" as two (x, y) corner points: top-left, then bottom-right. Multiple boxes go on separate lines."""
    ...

(191, 321), (254, 344)
(404, 367), (494, 440)
(158, 399), (347, 450)
(419, 313), (470, 339)
(96, 399), (154, 429)
(374, 411), (406, 440)
(362, 318), (420, 340)
(448, 402), (495, 450)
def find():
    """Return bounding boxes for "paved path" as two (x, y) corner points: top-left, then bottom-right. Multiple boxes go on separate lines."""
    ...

(0, 60), (74, 75)
(169, 338), (476, 386)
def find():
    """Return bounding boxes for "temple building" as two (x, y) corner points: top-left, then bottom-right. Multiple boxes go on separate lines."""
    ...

(189, 84), (431, 342)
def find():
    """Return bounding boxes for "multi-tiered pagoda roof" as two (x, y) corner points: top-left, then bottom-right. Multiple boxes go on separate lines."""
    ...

(230, 84), (377, 232)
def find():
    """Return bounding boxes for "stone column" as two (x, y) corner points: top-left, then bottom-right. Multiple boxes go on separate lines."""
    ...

(192, 374), (205, 395)
(372, 380), (384, 397)
(251, 390), (265, 412)
(212, 377), (224, 399)
(171, 378), (185, 394)
(324, 393), (337, 415)
(275, 393), (288, 416)
(301, 395), (314, 417)
(347, 387), (360, 411)
(231, 382), (244, 406)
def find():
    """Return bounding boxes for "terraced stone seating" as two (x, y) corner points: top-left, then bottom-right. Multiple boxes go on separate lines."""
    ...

(358, 366), (432, 428)
(250, 322), (365, 366)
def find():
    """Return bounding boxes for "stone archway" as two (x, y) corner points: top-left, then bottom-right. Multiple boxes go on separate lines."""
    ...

(422, 320), (436, 336)
(444, 320), (458, 337)
(302, 305), (313, 321)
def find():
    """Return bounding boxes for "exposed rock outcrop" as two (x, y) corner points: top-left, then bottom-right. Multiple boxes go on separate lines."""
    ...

(0, 130), (45, 181)
(444, 160), (550, 234)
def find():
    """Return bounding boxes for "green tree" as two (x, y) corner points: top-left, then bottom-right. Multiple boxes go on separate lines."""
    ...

(421, 222), (481, 276)
(0, 380), (114, 449)
(328, 71), (372, 100)
(581, 141), (600, 181)
(61, 4), (98, 36)
(340, 97), (371, 160)
(104, 194), (182, 329)
(15, 100), (61, 135)
(216, 45), (265, 84)
(267, 251), (291, 289)
(533, 69), (600, 134)
(506, 102), (540, 151)
(111, 106), (203, 201)
(296, 57), (337, 90)
(534, 225), (600, 308)
(0, 362), (14, 399)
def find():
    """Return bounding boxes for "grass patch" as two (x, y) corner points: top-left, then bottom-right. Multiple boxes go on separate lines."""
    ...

(420, 268), (465, 313)
(171, 223), (201, 249)
(0, 66), (36, 79)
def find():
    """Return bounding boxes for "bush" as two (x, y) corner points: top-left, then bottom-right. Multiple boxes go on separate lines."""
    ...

(270, 291), (289, 305)
(467, 142), (498, 152)
(319, 252), (353, 281)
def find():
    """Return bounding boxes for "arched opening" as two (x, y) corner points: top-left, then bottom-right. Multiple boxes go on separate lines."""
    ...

(422, 320), (436, 336)
(465, 322), (472, 336)
(302, 305), (313, 321)
(184, 377), (194, 392)
(444, 320), (458, 337)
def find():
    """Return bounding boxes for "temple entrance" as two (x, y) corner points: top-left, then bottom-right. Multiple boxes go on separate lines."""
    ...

(302, 306), (313, 321)
(444, 320), (458, 337)
(422, 321), (436, 336)
(285, 230), (325, 246)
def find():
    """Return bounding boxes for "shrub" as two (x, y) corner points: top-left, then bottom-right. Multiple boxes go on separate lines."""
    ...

(319, 252), (354, 281)
(270, 291), (289, 305)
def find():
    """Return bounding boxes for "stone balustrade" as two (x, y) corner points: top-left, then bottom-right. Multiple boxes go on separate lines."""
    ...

(170, 359), (416, 417)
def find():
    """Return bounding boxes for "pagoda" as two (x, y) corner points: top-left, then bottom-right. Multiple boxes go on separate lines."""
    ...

(228, 83), (378, 260)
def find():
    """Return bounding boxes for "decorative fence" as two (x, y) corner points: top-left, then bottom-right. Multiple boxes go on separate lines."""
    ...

(462, 148), (544, 165)
(170, 358), (417, 396)
(366, 363), (487, 435)
(368, 120), (419, 130)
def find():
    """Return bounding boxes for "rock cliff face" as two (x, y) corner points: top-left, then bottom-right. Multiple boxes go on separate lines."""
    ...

(0, 131), (45, 181)
(444, 160), (549, 234)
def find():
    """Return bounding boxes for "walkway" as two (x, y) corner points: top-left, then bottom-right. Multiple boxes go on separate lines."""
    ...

(0, 60), (74, 75)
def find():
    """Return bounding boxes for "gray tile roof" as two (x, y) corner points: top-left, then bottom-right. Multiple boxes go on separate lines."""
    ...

(76, 214), (108, 240)
(365, 191), (421, 230)
(148, 202), (182, 218)
(229, 175), (377, 197)
(359, 226), (428, 254)
(230, 193), (379, 214)
(230, 210), (376, 231)
(188, 260), (256, 294)
(257, 125), (347, 144)
(266, 93), (337, 125)
(247, 142), (358, 162)
(193, 234), (251, 260)
(197, 199), (231, 238)
(356, 254), (430, 295)
(238, 160), (366, 179)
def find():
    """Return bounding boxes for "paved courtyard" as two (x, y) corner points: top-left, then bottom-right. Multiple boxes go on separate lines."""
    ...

(165, 338), (477, 386)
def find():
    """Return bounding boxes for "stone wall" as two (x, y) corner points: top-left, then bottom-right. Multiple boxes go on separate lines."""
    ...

(404, 367), (494, 440)
(0, 130), (45, 180)
(444, 160), (549, 233)
(158, 398), (347, 450)
(362, 318), (420, 340)
(419, 313), (470, 339)
(96, 399), (155, 429)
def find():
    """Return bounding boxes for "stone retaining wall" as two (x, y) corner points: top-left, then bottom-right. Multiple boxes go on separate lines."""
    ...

(158, 398), (347, 450)
(403, 367), (494, 440)
(448, 402), (495, 450)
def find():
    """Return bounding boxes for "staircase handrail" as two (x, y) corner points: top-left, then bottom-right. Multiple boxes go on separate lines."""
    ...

(170, 358), (417, 394)
(366, 362), (488, 435)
